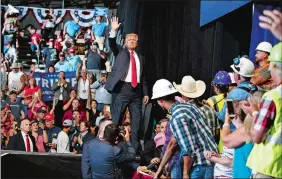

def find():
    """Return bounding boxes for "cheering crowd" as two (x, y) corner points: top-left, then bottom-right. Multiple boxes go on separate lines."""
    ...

(1, 4), (282, 179)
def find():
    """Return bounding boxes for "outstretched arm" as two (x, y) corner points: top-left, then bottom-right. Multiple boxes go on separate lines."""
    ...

(108, 16), (122, 56)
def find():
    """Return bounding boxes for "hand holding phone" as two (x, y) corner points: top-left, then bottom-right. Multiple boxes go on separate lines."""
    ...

(226, 99), (235, 118)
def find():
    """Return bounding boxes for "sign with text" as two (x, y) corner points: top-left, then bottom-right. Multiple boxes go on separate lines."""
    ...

(33, 72), (77, 101)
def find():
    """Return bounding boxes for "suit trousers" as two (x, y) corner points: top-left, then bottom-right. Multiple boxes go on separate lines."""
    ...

(111, 81), (142, 153)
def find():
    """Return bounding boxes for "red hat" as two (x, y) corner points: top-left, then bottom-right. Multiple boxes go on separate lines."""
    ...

(45, 113), (54, 121)
(69, 48), (75, 53)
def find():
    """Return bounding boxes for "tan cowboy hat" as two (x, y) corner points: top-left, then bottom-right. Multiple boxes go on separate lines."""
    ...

(10, 63), (19, 69)
(173, 76), (206, 98)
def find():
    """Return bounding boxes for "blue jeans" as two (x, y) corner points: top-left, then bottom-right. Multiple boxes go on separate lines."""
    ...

(30, 44), (37, 52)
(170, 164), (182, 179)
(88, 69), (101, 81)
(190, 165), (214, 179)
(97, 103), (104, 112)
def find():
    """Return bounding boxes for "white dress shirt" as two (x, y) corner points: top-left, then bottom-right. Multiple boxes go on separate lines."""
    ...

(21, 131), (34, 152)
(124, 50), (141, 83)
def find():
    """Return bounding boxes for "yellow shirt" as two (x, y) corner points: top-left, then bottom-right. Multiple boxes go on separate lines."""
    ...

(207, 93), (225, 112)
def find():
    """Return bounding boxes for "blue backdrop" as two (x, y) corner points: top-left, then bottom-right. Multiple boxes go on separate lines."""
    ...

(249, 4), (281, 63)
(200, 1), (250, 26)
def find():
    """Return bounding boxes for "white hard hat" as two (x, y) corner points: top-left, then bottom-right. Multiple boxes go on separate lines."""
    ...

(151, 79), (178, 99)
(231, 57), (255, 77)
(256, 42), (272, 53)
(228, 72), (236, 84)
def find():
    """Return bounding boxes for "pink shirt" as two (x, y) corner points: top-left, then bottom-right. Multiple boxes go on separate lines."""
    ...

(34, 135), (45, 152)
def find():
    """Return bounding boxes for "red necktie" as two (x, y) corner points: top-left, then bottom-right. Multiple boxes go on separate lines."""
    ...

(130, 51), (137, 88)
(26, 134), (31, 152)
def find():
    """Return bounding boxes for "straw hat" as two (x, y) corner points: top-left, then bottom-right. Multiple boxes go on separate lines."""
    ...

(173, 76), (206, 98)
(10, 63), (19, 69)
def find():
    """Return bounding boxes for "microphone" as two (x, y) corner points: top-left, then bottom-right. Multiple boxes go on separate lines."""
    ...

(146, 157), (162, 170)
(146, 163), (156, 170)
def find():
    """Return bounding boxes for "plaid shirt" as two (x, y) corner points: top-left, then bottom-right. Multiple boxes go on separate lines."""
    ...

(253, 95), (276, 132)
(169, 102), (218, 166)
(200, 104), (220, 136)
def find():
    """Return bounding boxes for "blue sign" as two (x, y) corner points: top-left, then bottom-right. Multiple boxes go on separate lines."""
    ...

(33, 72), (77, 101)
(249, 4), (281, 63)
(94, 7), (108, 16)
(200, 1), (250, 26)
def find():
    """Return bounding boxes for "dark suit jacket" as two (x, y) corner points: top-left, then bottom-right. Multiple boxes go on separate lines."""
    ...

(52, 81), (71, 101)
(81, 138), (136, 179)
(105, 37), (148, 96)
(7, 132), (38, 152)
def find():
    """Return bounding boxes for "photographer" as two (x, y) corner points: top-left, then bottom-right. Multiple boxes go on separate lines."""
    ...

(90, 70), (112, 111)
(82, 123), (136, 179)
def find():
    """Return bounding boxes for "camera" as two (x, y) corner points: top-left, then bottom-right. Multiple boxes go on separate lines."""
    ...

(118, 126), (126, 137)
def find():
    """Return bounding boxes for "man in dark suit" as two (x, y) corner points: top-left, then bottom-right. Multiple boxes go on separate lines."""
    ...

(81, 123), (136, 179)
(52, 71), (71, 127)
(105, 17), (149, 152)
(7, 118), (38, 152)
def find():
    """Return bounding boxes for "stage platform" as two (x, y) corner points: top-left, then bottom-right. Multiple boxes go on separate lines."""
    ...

(1, 150), (82, 178)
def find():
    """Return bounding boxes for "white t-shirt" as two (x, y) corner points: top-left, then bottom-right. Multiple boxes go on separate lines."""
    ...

(214, 146), (234, 178)
(5, 47), (18, 63)
(8, 71), (23, 92)
(57, 131), (70, 153)
(77, 78), (90, 100)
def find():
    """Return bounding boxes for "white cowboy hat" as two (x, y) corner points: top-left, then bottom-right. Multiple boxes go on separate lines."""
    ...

(10, 63), (19, 69)
(173, 76), (206, 98)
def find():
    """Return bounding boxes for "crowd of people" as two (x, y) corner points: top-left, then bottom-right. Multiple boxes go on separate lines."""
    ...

(1, 4), (282, 179)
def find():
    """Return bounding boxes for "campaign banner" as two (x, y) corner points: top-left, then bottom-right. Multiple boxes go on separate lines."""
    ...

(33, 72), (77, 102)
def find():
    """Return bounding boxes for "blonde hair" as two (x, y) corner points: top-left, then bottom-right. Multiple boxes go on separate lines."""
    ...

(269, 62), (282, 80)
(125, 33), (138, 41)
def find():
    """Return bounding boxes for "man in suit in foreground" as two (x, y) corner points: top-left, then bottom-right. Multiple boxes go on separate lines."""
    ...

(7, 118), (38, 152)
(105, 17), (149, 153)
(81, 123), (136, 179)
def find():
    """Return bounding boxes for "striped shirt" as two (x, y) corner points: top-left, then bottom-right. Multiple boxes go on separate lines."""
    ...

(169, 102), (218, 166)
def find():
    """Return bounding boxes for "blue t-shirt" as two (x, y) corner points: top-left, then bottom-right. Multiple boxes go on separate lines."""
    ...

(42, 47), (58, 68)
(5, 100), (24, 122)
(65, 21), (81, 38)
(54, 60), (74, 72)
(233, 142), (253, 178)
(67, 55), (81, 71)
(3, 29), (17, 44)
(92, 23), (107, 36)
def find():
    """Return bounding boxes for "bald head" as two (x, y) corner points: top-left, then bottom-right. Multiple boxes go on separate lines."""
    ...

(21, 119), (31, 133)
